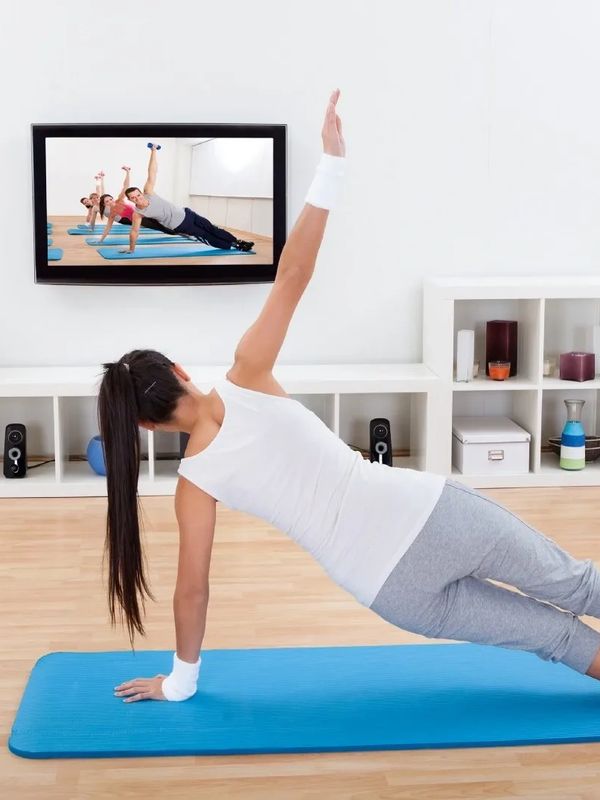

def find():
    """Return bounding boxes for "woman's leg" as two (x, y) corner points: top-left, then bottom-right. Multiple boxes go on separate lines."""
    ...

(449, 481), (600, 619)
(394, 573), (600, 674)
(370, 480), (600, 676)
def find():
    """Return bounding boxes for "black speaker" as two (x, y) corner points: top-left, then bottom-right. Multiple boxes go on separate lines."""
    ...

(369, 418), (392, 466)
(4, 423), (27, 478)
(179, 432), (190, 459)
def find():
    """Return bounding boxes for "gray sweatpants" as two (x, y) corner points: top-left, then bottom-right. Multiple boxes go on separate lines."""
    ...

(370, 479), (600, 674)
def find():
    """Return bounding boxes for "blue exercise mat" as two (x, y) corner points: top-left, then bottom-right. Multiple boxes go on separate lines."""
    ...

(77, 223), (134, 230)
(98, 244), (255, 260)
(67, 227), (156, 236)
(46, 223), (52, 231)
(47, 238), (52, 246)
(47, 248), (63, 261)
(8, 643), (600, 759)
(76, 223), (158, 233)
(86, 235), (193, 246)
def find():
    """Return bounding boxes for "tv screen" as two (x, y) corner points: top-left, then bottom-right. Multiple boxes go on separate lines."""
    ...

(32, 124), (286, 285)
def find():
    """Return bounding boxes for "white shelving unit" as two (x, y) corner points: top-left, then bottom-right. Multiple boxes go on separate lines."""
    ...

(423, 276), (600, 487)
(5, 276), (600, 496)
(0, 364), (444, 497)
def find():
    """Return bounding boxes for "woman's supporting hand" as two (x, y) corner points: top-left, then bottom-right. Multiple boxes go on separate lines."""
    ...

(322, 89), (345, 157)
(114, 674), (167, 702)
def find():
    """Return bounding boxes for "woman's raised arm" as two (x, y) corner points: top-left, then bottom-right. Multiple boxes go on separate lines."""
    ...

(230, 90), (346, 383)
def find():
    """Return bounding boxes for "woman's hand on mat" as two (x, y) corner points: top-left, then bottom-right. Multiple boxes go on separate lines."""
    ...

(118, 248), (134, 253)
(114, 674), (167, 702)
(322, 89), (345, 157)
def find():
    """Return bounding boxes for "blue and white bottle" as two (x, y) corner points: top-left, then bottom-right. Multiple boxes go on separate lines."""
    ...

(560, 399), (586, 470)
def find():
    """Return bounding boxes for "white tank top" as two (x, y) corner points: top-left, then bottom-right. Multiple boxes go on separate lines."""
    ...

(177, 379), (446, 606)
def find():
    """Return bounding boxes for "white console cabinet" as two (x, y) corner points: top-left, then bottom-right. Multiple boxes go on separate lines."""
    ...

(0, 364), (444, 497)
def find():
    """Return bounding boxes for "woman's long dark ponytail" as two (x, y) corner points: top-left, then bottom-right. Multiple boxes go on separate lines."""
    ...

(99, 194), (112, 219)
(98, 349), (185, 648)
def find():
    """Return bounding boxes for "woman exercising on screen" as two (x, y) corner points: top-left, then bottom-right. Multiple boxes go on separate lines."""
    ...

(99, 90), (600, 705)
(80, 172), (105, 224)
(120, 145), (254, 254)
(94, 167), (179, 242)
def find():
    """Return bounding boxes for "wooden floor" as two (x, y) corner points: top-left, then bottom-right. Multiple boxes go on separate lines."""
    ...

(48, 216), (273, 267)
(3, 487), (600, 799)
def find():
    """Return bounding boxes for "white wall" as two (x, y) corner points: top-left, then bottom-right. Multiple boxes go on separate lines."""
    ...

(172, 141), (194, 208)
(189, 196), (273, 237)
(46, 138), (179, 215)
(188, 139), (274, 235)
(3, 0), (600, 367)
(190, 139), (273, 198)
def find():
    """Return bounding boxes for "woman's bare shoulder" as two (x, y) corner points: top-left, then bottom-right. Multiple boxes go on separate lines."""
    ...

(225, 364), (289, 398)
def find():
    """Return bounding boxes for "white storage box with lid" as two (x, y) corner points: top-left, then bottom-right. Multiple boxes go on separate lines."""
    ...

(452, 416), (531, 475)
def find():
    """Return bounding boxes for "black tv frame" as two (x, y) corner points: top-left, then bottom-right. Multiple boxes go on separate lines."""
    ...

(32, 123), (287, 286)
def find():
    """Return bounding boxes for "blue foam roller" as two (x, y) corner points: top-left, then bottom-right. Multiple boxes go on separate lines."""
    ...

(8, 643), (600, 760)
(98, 244), (255, 259)
(48, 248), (63, 261)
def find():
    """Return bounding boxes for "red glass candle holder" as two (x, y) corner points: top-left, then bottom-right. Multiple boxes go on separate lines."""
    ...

(559, 352), (595, 382)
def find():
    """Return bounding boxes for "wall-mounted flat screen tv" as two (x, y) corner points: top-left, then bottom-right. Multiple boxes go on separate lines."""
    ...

(32, 124), (286, 285)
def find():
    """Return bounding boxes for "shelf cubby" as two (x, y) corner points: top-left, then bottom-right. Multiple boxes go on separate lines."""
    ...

(543, 298), (600, 365)
(338, 392), (427, 469)
(0, 396), (54, 461)
(452, 389), (539, 474)
(541, 387), (600, 444)
(452, 298), (542, 384)
(0, 396), (55, 495)
(58, 396), (150, 485)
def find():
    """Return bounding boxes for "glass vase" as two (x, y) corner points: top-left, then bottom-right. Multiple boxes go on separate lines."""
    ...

(559, 399), (585, 471)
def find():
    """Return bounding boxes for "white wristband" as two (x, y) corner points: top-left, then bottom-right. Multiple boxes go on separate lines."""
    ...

(305, 153), (346, 210)
(161, 652), (201, 702)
